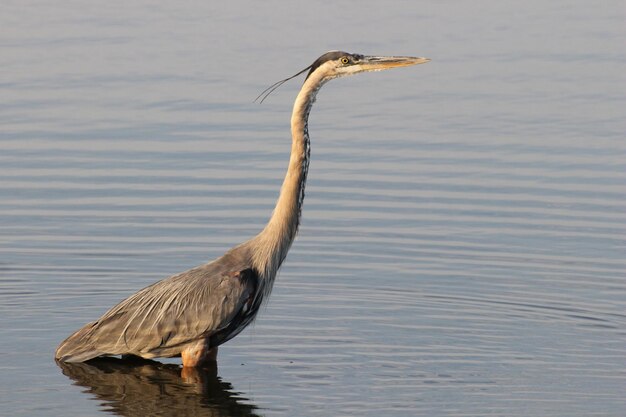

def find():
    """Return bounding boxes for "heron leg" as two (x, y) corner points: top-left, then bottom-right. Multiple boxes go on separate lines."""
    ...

(181, 339), (218, 367)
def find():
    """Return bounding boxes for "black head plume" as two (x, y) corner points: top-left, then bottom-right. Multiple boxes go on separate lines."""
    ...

(254, 51), (356, 104)
(254, 65), (312, 104)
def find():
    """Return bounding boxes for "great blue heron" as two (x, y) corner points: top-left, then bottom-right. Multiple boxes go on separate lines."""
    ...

(55, 51), (430, 367)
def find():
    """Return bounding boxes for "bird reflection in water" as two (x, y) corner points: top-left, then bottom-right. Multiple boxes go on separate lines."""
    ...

(56, 357), (260, 417)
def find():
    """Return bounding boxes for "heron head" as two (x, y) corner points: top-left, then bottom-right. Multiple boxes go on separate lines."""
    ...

(306, 51), (430, 81)
(255, 51), (429, 103)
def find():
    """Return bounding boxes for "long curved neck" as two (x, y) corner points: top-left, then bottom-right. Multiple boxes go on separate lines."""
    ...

(251, 73), (326, 277)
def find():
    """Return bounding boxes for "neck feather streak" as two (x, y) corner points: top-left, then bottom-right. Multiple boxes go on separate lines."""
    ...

(251, 74), (325, 279)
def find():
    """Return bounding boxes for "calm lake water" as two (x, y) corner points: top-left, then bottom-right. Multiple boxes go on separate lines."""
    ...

(1, 1), (625, 416)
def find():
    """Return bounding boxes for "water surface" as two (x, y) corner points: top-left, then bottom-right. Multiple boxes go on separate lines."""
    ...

(1, 1), (625, 416)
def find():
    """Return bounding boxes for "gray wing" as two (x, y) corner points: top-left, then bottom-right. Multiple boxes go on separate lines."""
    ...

(55, 251), (260, 362)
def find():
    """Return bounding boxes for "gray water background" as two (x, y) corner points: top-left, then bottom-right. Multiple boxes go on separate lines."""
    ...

(1, 1), (625, 416)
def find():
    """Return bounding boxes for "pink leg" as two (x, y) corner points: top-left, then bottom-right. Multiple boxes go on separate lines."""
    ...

(181, 339), (218, 367)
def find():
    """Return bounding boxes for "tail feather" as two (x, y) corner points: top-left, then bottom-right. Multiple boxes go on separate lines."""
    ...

(55, 321), (105, 362)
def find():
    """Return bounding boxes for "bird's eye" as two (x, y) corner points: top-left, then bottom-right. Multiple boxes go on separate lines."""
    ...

(340, 57), (350, 65)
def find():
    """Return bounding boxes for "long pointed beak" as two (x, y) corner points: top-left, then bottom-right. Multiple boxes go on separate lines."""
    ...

(359, 55), (430, 71)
